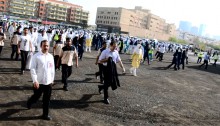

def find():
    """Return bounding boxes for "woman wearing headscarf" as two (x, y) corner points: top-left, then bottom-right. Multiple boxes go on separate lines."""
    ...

(85, 32), (92, 53)
(129, 44), (143, 76)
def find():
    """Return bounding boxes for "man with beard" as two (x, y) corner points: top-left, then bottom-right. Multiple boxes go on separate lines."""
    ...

(27, 40), (55, 120)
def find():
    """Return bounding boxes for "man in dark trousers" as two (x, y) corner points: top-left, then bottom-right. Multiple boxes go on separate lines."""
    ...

(175, 47), (182, 70)
(95, 42), (107, 84)
(53, 35), (64, 71)
(142, 41), (150, 65)
(78, 33), (85, 60)
(17, 27), (33, 74)
(72, 34), (79, 51)
(199, 52), (210, 70)
(27, 40), (55, 120)
(98, 41), (125, 104)
(181, 49), (186, 70)
(167, 50), (178, 70)
(10, 27), (21, 60)
(58, 38), (78, 91)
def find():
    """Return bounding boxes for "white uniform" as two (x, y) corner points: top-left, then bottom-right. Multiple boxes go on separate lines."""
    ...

(37, 34), (48, 52)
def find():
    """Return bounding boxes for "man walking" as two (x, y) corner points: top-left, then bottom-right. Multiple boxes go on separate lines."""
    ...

(98, 41), (125, 104)
(10, 27), (21, 60)
(27, 40), (55, 120)
(199, 52), (210, 70)
(53, 35), (64, 71)
(18, 28), (33, 74)
(58, 38), (78, 91)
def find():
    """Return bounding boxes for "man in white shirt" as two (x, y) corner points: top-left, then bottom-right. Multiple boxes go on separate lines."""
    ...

(37, 30), (48, 52)
(29, 27), (38, 52)
(18, 27), (33, 74)
(27, 40), (55, 120)
(98, 41), (125, 104)
(158, 45), (165, 61)
(8, 22), (16, 40)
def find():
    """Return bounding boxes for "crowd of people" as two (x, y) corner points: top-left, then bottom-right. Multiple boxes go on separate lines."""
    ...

(0, 21), (219, 120)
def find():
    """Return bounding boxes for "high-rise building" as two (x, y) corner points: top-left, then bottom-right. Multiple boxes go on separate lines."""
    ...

(179, 21), (192, 32)
(2, 0), (89, 25)
(190, 26), (199, 35)
(95, 6), (176, 40)
(199, 24), (206, 36)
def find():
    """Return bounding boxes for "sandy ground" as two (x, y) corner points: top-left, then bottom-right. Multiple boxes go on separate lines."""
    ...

(0, 33), (220, 126)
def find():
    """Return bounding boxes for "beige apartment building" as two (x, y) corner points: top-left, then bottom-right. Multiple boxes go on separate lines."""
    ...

(96, 6), (176, 41)
(9, 0), (37, 17)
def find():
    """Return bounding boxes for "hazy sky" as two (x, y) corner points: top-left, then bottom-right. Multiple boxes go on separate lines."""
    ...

(70, 0), (219, 36)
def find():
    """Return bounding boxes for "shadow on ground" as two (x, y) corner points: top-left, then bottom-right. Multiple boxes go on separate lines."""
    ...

(0, 94), (102, 121)
(187, 64), (220, 75)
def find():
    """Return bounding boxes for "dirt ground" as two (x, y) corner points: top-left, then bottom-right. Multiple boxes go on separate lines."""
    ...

(0, 33), (220, 126)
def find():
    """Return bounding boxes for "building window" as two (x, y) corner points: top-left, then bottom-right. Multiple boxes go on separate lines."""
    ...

(101, 11), (104, 14)
(40, 8), (43, 11)
(104, 16), (106, 19)
(107, 12), (111, 14)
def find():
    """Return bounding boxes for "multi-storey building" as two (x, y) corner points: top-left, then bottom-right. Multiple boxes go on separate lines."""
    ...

(0, 0), (8, 13)
(95, 6), (176, 41)
(2, 0), (89, 25)
(8, 0), (37, 17)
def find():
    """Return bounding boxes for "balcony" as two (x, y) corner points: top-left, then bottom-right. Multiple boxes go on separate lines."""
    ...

(76, 8), (81, 12)
(56, 13), (66, 17)
(26, 8), (35, 11)
(25, 13), (34, 16)
(81, 13), (88, 17)
(75, 12), (80, 16)
(56, 18), (66, 21)
(81, 17), (88, 20)
(75, 16), (80, 19)
(12, 1), (24, 5)
(48, 16), (56, 19)
(11, 11), (24, 14)
(11, 6), (24, 10)
(57, 9), (66, 13)
(49, 8), (56, 11)
(26, 3), (35, 7)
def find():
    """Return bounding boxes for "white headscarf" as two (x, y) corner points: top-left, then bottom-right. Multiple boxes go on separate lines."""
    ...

(134, 44), (142, 55)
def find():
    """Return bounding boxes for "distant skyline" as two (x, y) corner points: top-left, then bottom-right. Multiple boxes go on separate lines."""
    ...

(70, 0), (219, 36)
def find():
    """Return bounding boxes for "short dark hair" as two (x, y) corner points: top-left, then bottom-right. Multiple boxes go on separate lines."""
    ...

(23, 27), (29, 30)
(110, 40), (116, 46)
(102, 42), (107, 46)
(40, 40), (48, 47)
(66, 38), (71, 42)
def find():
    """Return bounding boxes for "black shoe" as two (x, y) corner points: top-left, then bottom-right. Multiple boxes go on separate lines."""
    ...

(41, 115), (52, 120)
(21, 70), (24, 75)
(100, 80), (104, 84)
(98, 86), (102, 94)
(104, 99), (110, 104)
(63, 86), (68, 91)
(95, 73), (99, 79)
(27, 102), (31, 109)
